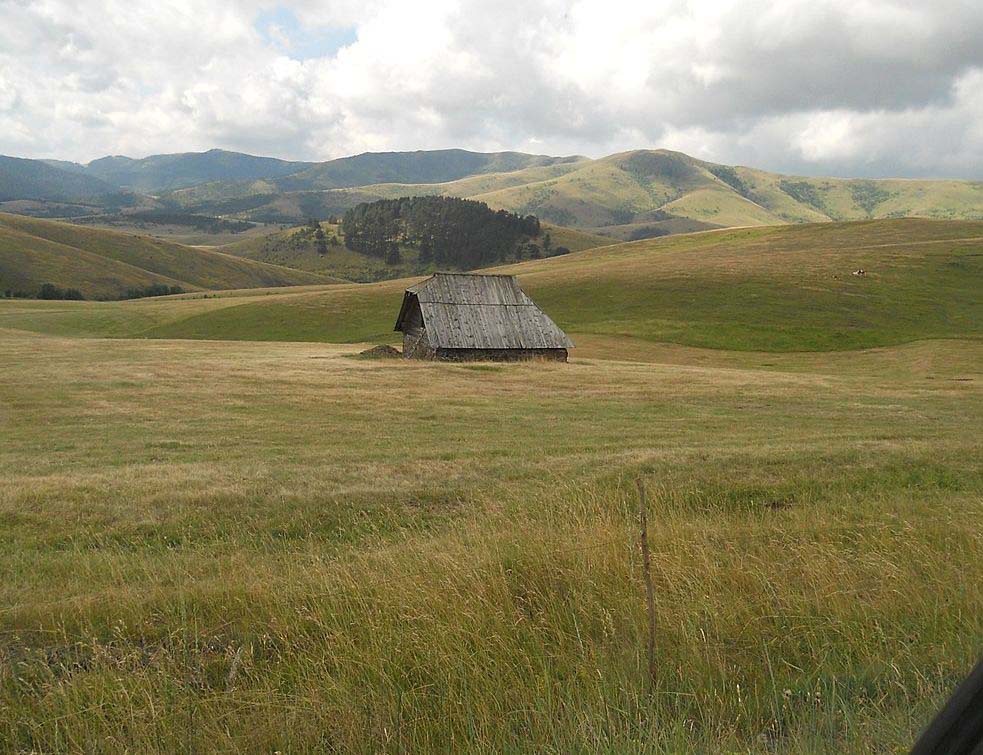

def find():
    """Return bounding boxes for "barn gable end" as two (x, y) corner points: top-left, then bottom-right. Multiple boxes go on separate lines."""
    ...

(394, 273), (573, 361)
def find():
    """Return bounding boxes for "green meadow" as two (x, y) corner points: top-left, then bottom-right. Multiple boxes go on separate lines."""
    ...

(5, 218), (981, 351)
(1, 218), (981, 751)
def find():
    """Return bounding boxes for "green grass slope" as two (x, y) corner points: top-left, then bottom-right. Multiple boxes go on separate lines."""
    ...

(540, 224), (616, 253)
(584, 216), (722, 242)
(5, 218), (979, 352)
(659, 187), (782, 227)
(513, 219), (983, 350)
(0, 225), (192, 298)
(0, 213), (334, 298)
(150, 219), (983, 351)
(471, 150), (983, 231)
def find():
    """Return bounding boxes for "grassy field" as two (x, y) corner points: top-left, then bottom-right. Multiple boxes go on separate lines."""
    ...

(0, 329), (980, 752)
(1, 217), (981, 751)
(5, 218), (979, 351)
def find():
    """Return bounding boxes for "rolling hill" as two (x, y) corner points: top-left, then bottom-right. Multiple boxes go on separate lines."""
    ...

(273, 149), (583, 191)
(343, 150), (983, 236)
(161, 152), (589, 222)
(0, 213), (334, 299)
(37, 148), (582, 195)
(5, 218), (980, 352)
(3, 147), (981, 243)
(161, 149), (983, 237)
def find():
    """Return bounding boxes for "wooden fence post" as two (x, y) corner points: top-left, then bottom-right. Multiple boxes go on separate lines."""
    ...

(636, 478), (657, 691)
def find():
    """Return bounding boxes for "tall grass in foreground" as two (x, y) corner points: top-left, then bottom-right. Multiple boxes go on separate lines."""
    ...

(2, 471), (980, 752)
(1, 333), (980, 751)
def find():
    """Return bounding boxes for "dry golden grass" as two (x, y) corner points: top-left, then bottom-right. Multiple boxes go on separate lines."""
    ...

(1, 330), (981, 751)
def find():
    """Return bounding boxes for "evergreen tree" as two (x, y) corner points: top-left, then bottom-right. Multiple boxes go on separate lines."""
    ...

(37, 282), (59, 299)
(37, 282), (84, 300)
(340, 196), (541, 269)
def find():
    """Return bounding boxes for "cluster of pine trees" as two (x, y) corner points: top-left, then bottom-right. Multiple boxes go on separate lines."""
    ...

(303, 218), (341, 254)
(36, 282), (84, 300)
(341, 196), (541, 267)
(120, 283), (185, 300)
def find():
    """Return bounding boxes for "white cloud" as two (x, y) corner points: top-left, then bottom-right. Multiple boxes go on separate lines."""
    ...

(0, 0), (980, 177)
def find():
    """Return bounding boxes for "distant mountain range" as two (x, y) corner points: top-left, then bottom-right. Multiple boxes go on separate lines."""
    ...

(0, 155), (117, 202)
(22, 148), (574, 194)
(50, 150), (312, 193)
(1, 147), (981, 240)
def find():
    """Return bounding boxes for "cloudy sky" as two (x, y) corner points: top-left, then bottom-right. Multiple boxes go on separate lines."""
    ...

(1, 0), (981, 178)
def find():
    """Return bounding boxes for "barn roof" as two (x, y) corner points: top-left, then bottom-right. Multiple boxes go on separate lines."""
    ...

(394, 273), (574, 350)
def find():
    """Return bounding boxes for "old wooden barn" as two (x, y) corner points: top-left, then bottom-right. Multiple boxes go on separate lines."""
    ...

(394, 272), (573, 361)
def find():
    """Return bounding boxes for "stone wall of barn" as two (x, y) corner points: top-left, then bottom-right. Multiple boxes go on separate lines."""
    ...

(400, 298), (437, 359)
(403, 328), (436, 359)
(434, 348), (568, 362)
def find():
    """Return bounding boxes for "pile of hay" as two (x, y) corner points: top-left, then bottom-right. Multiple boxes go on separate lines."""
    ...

(356, 344), (402, 360)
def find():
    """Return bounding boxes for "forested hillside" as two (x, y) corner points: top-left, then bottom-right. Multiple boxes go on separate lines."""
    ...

(0, 156), (116, 202)
(220, 217), (612, 282)
(341, 196), (544, 268)
(80, 149), (313, 192)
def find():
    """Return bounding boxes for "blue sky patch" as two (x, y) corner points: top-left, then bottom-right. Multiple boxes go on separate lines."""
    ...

(255, 6), (357, 60)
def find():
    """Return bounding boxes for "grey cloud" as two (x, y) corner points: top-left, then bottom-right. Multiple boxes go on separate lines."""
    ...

(662, 2), (983, 128)
(0, 0), (980, 178)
